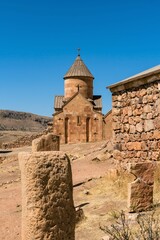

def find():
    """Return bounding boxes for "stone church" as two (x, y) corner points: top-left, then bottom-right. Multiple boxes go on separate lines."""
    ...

(53, 54), (104, 144)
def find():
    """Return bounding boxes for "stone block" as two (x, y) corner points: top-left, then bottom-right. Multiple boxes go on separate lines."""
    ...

(144, 120), (154, 132)
(32, 133), (60, 152)
(139, 89), (147, 97)
(130, 125), (136, 134)
(112, 122), (121, 130)
(127, 142), (142, 151)
(155, 99), (160, 113)
(128, 181), (153, 212)
(128, 162), (154, 185)
(143, 105), (152, 113)
(112, 108), (121, 116)
(19, 151), (75, 240)
(136, 122), (143, 133)
(154, 118), (160, 129)
(128, 162), (155, 212)
(147, 113), (153, 119)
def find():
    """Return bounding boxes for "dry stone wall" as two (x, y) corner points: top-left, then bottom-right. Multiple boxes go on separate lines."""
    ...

(2, 133), (42, 149)
(112, 80), (160, 162)
(2, 124), (53, 149)
(19, 151), (75, 240)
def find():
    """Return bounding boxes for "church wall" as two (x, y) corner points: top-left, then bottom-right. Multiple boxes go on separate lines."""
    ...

(103, 110), (113, 140)
(53, 94), (103, 144)
(53, 112), (65, 143)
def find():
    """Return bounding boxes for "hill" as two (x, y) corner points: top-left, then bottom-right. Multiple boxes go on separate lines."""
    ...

(0, 110), (52, 148)
(0, 110), (52, 132)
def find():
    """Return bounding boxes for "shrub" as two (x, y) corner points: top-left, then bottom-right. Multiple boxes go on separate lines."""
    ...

(100, 210), (160, 240)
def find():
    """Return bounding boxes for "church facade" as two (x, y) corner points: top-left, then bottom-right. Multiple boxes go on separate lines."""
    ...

(53, 54), (104, 144)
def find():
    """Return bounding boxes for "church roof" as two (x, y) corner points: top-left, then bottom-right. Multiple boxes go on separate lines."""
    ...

(54, 95), (65, 110)
(54, 95), (102, 111)
(64, 55), (94, 79)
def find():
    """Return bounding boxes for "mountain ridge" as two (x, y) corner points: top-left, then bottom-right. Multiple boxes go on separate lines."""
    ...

(0, 110), (52, 132)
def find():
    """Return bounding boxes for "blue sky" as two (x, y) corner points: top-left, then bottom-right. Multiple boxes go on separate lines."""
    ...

(0, 0), (160, 116)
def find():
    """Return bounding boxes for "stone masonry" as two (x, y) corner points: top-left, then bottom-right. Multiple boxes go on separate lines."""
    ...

(108, 66), (160, 162)
(19, 151), (75, 240)
(53, 54), (103, 144)
(128, 162), (154, 212)
(32, 133), (60, 152)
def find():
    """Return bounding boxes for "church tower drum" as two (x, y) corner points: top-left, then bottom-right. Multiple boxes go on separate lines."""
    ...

(63, 54), (94, 100)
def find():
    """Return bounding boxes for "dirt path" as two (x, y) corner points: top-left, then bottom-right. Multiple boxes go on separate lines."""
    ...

(0, 142), (128, 240)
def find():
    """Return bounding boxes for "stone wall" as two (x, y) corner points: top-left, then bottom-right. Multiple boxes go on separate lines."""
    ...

(112, 80), (160, 162)
(2, 133), (42, 149)
(2, 124), (53, 149)
(19, 151), (75, 240)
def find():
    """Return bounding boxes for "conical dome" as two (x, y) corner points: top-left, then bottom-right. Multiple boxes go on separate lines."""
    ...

(64, 55), (94, 79)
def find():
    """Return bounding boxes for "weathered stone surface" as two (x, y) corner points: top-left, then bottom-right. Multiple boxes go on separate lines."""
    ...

(32, 133), (60, 152)
(154, 118), (160, 129)
(19, 151), (75, 240)
(128, 181), (153, 212)
(101, 236), (110, 240)
(143, 105), (152, 113)
(128, 162), (155, 212)
(155, 98), (160, 113)
(147, 113), (153, 119)
(136, 122), (143, 132)
(111, 79), (160, 162)
(139, 89), (146, 97)
(129, 162), (154, 184)
(129, 125), (136, 134)
(144, 120), (155, 132)
(126, 142), (142, 151)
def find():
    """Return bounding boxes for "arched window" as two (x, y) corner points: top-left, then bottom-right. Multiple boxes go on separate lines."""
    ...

(77, 116), (81, 126)
(65, 117), (69, 143)
(86, 117), (90, 142)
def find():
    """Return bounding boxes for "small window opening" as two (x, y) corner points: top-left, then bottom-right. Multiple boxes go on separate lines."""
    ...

(77, 116), (81, 126)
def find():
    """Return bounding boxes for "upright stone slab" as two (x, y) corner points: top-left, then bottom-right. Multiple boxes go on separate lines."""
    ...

(32, 133), (60, 152)
(19, 151), (75, 240)
(128, 162), (155, 212)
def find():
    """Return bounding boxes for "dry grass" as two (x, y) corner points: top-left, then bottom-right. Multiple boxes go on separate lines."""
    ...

(75, 167), (135, 240)
(75, 163), (160, 240)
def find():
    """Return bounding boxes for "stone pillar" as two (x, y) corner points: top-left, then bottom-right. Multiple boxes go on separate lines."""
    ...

(128, 162), (155, 212)
(19, 151), (75, 240)
(32, 133), (60, 152)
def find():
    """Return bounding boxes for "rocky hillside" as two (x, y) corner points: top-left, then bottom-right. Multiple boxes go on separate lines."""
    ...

(0, 110), (52, 132)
